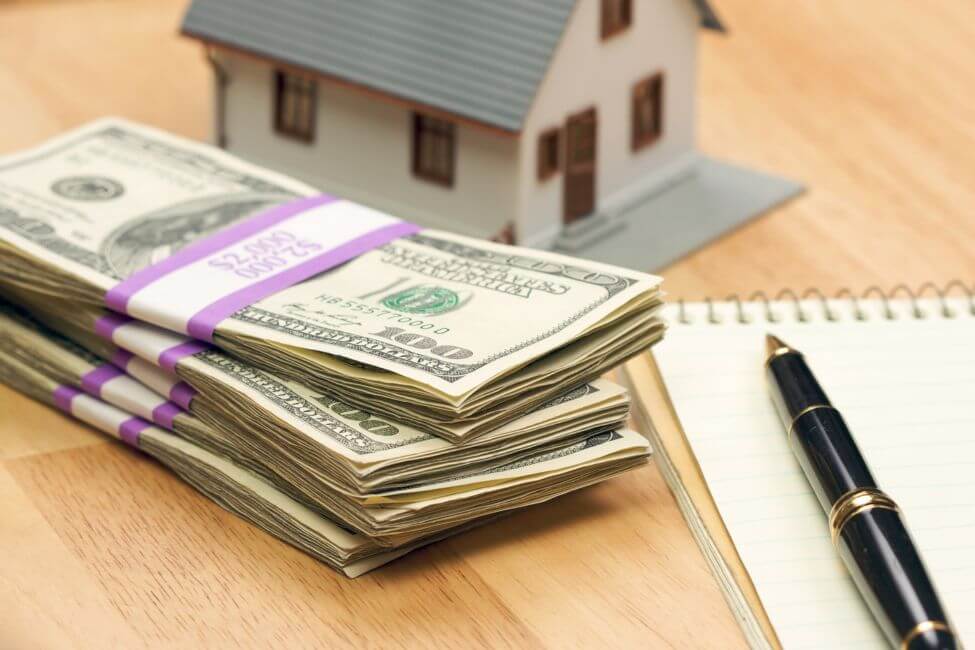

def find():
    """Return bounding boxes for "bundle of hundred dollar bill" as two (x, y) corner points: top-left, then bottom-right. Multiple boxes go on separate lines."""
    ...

(0, 119), (664, 575)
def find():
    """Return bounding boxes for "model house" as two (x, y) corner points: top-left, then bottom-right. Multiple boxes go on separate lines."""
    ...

(180, 0), (739, 249)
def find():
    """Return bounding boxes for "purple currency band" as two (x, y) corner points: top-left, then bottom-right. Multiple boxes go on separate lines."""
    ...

(118, 417), (151, 448)
(95, 311), (211, 371)
(102, 194), (420, 343)
(169, 381), (196, 409)
(111, 348), (135, 369)
(80, 364), (125, 398)
(151, 402), (182, 430)
(94, 312), (134, 341)
(182, 219), (420, 341)
(53, 385), (83, 413)
(158, 340), (210, 372)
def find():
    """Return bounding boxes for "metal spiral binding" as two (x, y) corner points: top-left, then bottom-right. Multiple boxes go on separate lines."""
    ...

(800, 288), (835, 321)
(861, 286), (894, 319)
(675, 281), (975, 324)
(747, 291), (773, 322)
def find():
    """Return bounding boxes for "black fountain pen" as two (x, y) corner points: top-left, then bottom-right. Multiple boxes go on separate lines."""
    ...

(765, 334), (957, 650)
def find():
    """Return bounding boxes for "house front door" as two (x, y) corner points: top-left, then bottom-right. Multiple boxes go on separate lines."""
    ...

(563, 107), (597, 224)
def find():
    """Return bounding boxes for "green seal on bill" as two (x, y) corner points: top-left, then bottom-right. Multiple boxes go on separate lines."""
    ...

(382, 286), (461, 315)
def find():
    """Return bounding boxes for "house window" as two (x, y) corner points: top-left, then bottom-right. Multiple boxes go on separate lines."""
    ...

(632, 73), (664, 150)
(274, 70), (317, 142)
(601, 0), (632, 39)
(412, 113), (455, 186)
(537, 128), (560, 181)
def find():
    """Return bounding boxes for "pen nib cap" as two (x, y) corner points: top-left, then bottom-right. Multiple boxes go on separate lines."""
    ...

(766, 333), (790, 357)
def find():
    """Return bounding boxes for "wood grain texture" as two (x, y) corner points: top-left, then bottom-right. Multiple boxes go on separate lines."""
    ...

(0, 384), (102, 460)
(0, 1), (972, 647)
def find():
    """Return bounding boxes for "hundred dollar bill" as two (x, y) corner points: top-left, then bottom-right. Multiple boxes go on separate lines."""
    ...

(0, 119), (664, 439)
(5, 286), (631, 494)
(0, 300), (649, 546)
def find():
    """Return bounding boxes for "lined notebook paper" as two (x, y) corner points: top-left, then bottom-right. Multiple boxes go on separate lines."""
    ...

(653, 296), (975, 649)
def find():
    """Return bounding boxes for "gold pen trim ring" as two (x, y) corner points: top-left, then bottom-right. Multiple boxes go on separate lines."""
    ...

(787, 404), (836, 444)
(764, 345), (796, 367)
(900, 620), (953, 650)
(829, 488), (899, 545)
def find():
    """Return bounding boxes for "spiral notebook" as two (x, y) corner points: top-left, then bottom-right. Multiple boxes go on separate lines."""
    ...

(622, 285), (975, 649)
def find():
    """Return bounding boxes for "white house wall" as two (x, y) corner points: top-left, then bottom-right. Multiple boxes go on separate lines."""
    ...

(216, 52), (518, 239)
(517, 0), (699, 248)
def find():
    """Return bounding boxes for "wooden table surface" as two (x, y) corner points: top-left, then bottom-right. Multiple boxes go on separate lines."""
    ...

(2, 1), (974, 647)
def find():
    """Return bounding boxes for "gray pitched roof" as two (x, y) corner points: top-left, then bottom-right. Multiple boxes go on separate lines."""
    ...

(182, 0), (724, 133)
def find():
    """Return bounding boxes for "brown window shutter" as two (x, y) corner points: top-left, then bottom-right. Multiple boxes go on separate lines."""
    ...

(537, 128), (561, 181)
(601, 0), (632, 40)
(631, 72), (664, 151)
(412, 113), (456, 187)
(273, 69), (317, 143)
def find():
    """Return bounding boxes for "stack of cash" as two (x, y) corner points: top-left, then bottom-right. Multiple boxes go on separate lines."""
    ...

(0, 309), (493, 578)
(0, 120), (663, 575)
